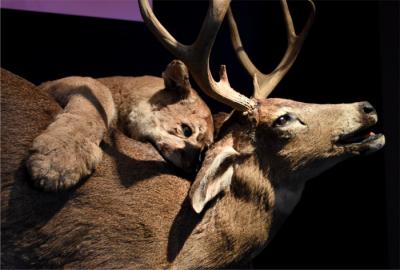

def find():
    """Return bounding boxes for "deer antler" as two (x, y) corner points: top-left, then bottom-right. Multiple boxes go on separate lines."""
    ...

(228, 0), (316, 99)
(139, 0), (256, 112)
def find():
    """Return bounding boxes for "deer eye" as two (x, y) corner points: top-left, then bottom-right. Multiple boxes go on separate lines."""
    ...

(181, 124), (193, 137)
(273, 114), (293, 127)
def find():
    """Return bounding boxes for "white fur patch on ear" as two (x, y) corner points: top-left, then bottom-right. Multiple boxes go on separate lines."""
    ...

(191, 146), (238, 214)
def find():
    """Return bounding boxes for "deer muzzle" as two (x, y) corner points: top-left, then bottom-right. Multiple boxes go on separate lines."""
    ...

(335, 102), (385, 155)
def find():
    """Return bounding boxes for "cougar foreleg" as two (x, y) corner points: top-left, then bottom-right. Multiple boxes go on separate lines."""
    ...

(26, 77), (116, 191)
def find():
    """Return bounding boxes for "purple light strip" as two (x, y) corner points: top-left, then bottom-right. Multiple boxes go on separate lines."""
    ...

(1, 0), (150, 22)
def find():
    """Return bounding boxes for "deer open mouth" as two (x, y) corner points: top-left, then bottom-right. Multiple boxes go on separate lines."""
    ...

(336, 126), (385, 154)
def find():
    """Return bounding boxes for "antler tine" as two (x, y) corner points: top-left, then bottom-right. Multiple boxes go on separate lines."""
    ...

(228, 0), (316, 99)
(139, 0), (256, 112)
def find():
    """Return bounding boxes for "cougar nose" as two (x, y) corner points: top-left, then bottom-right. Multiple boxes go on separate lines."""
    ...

(361, 101), (376, 115)
(180, 144), (202, 173)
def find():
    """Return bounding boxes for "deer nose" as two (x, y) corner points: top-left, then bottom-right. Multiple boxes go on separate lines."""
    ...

(361, 102), (376, 115)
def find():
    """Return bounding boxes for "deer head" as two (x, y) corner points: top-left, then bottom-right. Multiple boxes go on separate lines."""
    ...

(140, 0), (385, 235)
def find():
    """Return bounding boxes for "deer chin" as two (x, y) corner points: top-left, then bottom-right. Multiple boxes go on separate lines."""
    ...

(336, 126), (385, 155)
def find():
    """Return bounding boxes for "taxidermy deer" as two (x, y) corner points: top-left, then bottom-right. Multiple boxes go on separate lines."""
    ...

(26, 59), (213, 191)
(1, 0), (385, 269)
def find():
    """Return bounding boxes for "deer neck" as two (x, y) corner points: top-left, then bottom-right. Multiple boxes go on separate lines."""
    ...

(216, 125), (305, 258)
(228, 153), (276, 258)
(252, 131), (306, 241)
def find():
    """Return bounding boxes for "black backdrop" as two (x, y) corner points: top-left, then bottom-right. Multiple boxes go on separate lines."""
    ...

(1, 1), (399, 268)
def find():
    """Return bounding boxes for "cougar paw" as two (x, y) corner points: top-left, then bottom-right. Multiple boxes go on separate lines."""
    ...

(26, 133), (103, 191)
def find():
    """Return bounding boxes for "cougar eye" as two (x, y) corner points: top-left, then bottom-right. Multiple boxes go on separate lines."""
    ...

(181, 124), (193, 137)
(273, 114), (293, 127)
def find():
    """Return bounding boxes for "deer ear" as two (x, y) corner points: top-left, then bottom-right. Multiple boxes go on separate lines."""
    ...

(162, 60), (191, 96)
(189, 145), (239, 214)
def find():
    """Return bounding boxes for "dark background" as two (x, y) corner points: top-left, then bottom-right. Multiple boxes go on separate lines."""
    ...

(1, 0), (399, 268)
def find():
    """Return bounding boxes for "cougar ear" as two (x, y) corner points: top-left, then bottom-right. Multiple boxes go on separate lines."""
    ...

(162, 60), (191, 96)
(189, 144), (239, 214)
